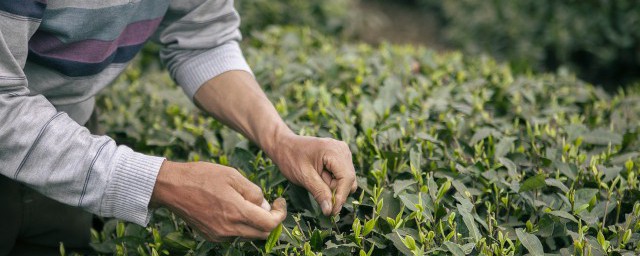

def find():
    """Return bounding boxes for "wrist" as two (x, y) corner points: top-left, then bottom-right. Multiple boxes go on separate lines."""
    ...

(150, 160), (183, 208)
(262, 124), (295, 161)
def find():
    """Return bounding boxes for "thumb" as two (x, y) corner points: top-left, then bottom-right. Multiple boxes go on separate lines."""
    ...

(305, 170), (333, 216)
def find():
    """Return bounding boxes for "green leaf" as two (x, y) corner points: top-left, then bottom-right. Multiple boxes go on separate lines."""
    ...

(352, 218), (362, 238)
(385, 232), (414, 256)
(163, 232), (196, 251)
(545, 178), (569, 193)
(401, 234), (417, 250)
(457, 204), (481, 243)
(265, 223), (282, 253)
(363, 218), (377, 236)
(498, 157), (517, 175)
(436, 180), (452, 201)
(515, 228), (544, 256)
(410, 146), (422, 173)
(494, 137), (515, 158)
(582, 129), (622, 145)
(443, 241), (465, 256)
(393, 179), (417, 197)
(309, 229), (323, 251)
(574, 188), (599, 210)
(519, 173), (547, 192)
(116, 222), (125, 238)
(470, 128), (499, 145)
(547, 210), (578, 223)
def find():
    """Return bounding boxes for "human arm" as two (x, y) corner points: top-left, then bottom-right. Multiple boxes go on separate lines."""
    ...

(154, 0), (356, 217)
(0, 3), (164, 225)
(192, 71), (357, 216)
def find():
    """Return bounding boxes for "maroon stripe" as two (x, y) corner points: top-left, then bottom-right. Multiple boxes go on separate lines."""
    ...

(29, 17), (161, 63)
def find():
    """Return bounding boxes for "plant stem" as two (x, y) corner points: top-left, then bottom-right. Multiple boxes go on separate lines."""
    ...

(331, 216), (340, 235)
(602, 192), (611, 230)
(294, 217), (307, 241)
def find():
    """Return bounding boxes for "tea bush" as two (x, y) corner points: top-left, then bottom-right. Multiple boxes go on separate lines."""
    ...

(92, 27), (640, 255)
(139, 0), (354, 71)
(235, 0), (352, 35)
(416, 0), (640, 88)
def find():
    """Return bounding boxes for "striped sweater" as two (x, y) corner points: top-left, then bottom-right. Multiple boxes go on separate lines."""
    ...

(0, 0), (252, 225)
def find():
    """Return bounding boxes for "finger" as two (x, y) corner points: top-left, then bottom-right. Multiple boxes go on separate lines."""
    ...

(241, 197), (287, 232)
(323, 155), (356, 216)
(261, 198), (271, 211)
(351, 179), (358, 193)
(229, 169), (265, 206)
(234, 223), (271, 240)
(305, 167), (334, 215)
(206, 224), (270, 241)
(321, 170), (335, 189)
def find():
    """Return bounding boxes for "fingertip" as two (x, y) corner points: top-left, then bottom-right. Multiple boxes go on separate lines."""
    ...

(275, 197), (287, 208)
(321, 200), (332, 216)
(261, 198), (271, 211)
(332, 201), (343, 216)
(331, 195), (344, 216)
(271, 197), (288, 220)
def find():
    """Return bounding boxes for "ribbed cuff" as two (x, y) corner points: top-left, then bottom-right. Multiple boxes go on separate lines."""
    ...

(173, 41), (253, 100)
(103, 147), (165, 226)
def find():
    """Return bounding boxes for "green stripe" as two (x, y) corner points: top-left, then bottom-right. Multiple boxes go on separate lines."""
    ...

(39, 0), (168, 43)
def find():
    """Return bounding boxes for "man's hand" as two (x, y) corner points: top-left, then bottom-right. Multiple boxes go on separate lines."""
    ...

(193, 71), (357, 216)
(150, 161), (286, 241)
(267, 133), (357, 216)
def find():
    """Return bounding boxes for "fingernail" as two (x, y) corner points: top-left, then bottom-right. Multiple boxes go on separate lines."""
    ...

(321, 200), (332, 215)
(261, 199), (271, 211)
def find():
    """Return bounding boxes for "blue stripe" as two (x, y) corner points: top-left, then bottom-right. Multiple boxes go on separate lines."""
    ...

(27, 43), (145, 77)
(0, 1), (46, 19)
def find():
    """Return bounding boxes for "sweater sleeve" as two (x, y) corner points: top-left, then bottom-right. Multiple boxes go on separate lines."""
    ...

(154, 0), (253, 100)
(0, 4), (165, 226)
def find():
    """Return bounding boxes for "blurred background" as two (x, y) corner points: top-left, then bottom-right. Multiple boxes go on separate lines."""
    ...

(228, 0), (640, 91)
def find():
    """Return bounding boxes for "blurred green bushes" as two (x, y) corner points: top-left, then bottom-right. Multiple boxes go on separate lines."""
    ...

(139, 0), (354, 70)
(235, 0), (353, 35)
(416, 0), (640, 89)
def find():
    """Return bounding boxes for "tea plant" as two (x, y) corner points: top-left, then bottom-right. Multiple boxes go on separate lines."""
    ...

(416, 0), (640, 88)
(92, 26), (640, 255)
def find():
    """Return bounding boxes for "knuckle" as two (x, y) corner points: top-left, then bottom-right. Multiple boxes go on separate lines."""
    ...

(347, 171), (356, 181)
(219, 228), (234, 237)
(251, 183), (263, 195)
(310, 186), (327, 200)
(324, 152), (340, 163)
(221, 165), (239, 173)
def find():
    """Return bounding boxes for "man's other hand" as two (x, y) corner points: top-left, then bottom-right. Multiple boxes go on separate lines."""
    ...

(268, 134), (357, 216)
(151, 161), (286, 241)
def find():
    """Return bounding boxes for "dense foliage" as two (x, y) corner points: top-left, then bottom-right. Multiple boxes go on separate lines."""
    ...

(235, 0), (352, 35)
(415, 0), (640, 89)
(91, 27), (640, 255)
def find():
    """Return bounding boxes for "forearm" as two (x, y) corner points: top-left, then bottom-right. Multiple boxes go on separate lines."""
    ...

(193, 70), (294, 156)
(0, 91), (164, 225)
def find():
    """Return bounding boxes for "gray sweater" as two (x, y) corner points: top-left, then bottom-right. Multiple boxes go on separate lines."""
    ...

(0, 0), (252, 226)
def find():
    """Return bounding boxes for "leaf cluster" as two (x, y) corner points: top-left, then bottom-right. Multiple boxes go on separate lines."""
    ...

(92, 26), (640, 255)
